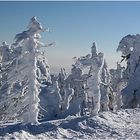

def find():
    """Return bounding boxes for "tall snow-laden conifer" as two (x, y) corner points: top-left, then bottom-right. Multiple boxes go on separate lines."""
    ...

(0, 17), (52, 124)
(117, 34), (140, 108)
(73, 43), (111, 116)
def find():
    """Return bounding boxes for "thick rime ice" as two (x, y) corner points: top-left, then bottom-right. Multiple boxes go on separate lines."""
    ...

(110, 62), (126, 110)
(74, 43), (111, 116)
(61, 84), (74, 114)
(40, 74), (61, 120)
(58, 68), (67, 98)
(0, 17), (52, 124)
(100, 60), (110, 111)
(117, 34), (140, 108)
(0, 42), (11, 63)
(64, 65), (88, 116)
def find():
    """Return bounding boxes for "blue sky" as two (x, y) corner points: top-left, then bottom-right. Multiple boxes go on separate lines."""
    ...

(0, 1), (140, 72)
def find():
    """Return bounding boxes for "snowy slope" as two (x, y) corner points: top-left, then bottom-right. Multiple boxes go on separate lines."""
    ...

(1, 108), (140, 139)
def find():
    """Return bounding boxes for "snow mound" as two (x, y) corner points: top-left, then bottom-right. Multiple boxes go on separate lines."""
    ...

(1, 108), (140, 139)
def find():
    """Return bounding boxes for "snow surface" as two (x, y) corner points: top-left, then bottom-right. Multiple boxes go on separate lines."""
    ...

(1, 108), (140, 139)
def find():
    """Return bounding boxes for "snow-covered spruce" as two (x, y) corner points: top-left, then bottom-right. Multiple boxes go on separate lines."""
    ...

(73, 43), (112, 116)
(64, 65), (88, 117)
(117, 34), (140, 108)
(0, 17), (53, 124)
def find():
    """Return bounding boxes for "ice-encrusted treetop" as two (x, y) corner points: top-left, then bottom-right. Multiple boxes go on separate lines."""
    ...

(91, 42), (98, 58)
(117, 34), (140, 56)
(117, 34), (140, 108)
(13, 16), (48, 47)
(27, 16), (43, 32)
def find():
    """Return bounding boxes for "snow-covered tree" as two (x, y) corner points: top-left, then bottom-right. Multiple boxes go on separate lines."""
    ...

(60, 84), (74, 116)
(64, 65), (88, 116)
(117, 34), (140, 108)
(86, 53), (104, 116)
(74, 42), (110, 116)
(0, 17), (53, 124)
(0, 42), (11, 63)
(0, 43), (25, 122)
(100, 60), (110, 112)
(109, 62), (126, 110)
(58, 68), (67, 98)
(39, 74), (62, 120)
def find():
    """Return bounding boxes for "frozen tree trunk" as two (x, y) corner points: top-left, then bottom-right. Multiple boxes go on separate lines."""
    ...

(22, 37), (40, 124)
(87, 65), (102, 116)
(100, 60), (110, 112)
(61, 85), (74, 113)
(58, 68), (67, 98)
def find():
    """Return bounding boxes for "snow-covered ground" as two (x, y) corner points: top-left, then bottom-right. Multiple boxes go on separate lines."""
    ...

(1, 108), (140, 139)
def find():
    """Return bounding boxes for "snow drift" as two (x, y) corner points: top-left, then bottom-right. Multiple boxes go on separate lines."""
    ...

(1, 108), (140, 139)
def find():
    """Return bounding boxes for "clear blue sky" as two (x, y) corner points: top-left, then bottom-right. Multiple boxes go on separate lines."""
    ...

(0, 1), (140, 72)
